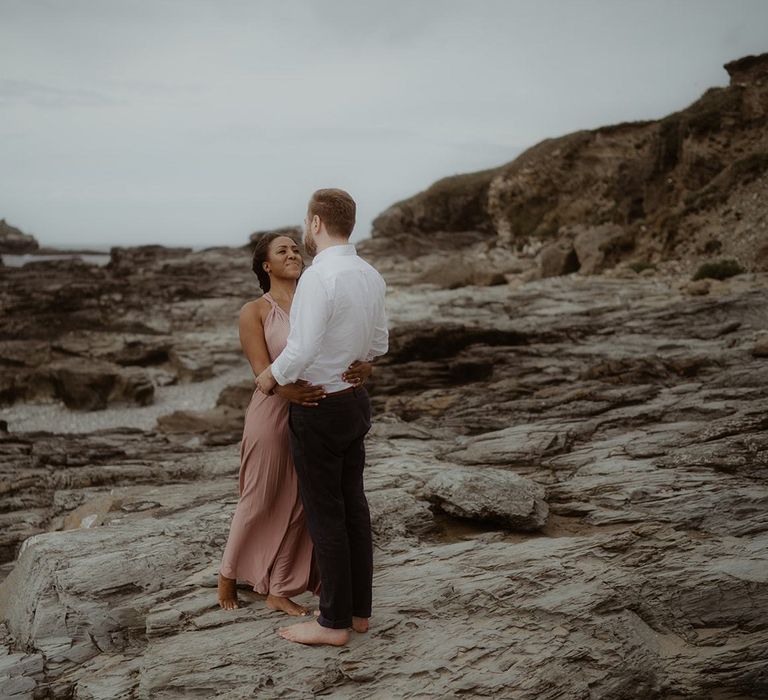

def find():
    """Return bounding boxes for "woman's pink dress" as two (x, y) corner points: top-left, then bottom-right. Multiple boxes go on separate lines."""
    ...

(219, 292), (319, 597)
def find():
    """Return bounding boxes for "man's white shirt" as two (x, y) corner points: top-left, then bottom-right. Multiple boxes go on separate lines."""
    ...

(270, 243), (388, 393)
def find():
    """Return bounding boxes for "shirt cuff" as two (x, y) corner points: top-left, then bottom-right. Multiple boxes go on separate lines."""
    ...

(271, 362), (290, 386)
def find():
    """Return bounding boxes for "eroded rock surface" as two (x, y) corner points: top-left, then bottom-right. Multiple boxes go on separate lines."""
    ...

(1, 262), (766, 698)
(0, 246), (251, 410)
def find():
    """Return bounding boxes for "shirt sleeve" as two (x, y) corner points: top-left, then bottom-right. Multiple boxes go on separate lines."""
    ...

(271, 270), (332, 385)
(365, 282), (389, 362)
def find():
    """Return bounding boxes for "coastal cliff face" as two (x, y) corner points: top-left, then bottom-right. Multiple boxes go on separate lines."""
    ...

(370, 53), (768, 276)
(1, 53), (767, 699)
(0, 220), (39, 255)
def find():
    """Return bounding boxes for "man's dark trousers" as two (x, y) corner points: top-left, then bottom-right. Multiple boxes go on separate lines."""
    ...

(288, 386), (373, 629)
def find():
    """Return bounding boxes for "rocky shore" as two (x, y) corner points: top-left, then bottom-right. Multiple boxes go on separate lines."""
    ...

(1, 53), (767, 698)
(2, 241), (766, 698)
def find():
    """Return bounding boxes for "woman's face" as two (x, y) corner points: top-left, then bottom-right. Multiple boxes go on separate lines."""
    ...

(266, 236), (303, 280)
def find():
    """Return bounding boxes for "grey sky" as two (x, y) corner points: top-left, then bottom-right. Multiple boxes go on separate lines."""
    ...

(1, 0), (766, 249)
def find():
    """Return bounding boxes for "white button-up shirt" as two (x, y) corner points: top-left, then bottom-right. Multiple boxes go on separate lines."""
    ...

(271, 243), (389, 392)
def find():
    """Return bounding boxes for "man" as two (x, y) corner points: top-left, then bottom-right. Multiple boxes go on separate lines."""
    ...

(256, 188), (388, 647)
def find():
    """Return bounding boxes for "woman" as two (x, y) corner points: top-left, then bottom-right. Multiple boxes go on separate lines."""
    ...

(217, 232), (372, 616)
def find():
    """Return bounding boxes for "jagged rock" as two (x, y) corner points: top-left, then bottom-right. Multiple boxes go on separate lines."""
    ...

(443, 420), (590, 466)
(0, 247), (253, 408)
(368, 489), (436, 541)
(155, 406), (244, 445)
(357, 230), (494, 270)
(154, 382), (252, 444)
(1, 430), (767, 698)
(538, 240), (580, 278)
(52, 331), (172, 366)
(572, 224), (635, 274)
(0, 340), (53, 368)
(422, 467), (549, 530)
(684, 278), (712, 295)
(0, 503), (224, 671)
(372, 169), (500, 239)
(0, 341), (168, 409)
(753, 335), (768, 357)
(215, 381), (255, 410)
(418, 255), (507, 288)
(108, 245), (193, 273)
(62, 494), (118, 530)
(0, 648), (44, 698)
(0, 220), (39, 254)
(168, 347), (215, 382)
(0, 432), (239, 565)
(48, 358), (154, 410)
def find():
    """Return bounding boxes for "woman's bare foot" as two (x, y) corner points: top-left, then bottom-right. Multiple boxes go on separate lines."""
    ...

(217, 573), (239, 610)
(278, 619), (350, 646)
(352, 616), (369, 633)
(266, 594), (309, 616)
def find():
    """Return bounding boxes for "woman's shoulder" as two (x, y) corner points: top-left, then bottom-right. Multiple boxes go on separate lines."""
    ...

(239, 297), (270, 324)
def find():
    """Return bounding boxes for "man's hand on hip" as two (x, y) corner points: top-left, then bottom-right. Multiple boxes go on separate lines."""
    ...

(275, 380), (327, 406)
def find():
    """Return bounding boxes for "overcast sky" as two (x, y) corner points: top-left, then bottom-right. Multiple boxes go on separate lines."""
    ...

(1, 0), (767, 250)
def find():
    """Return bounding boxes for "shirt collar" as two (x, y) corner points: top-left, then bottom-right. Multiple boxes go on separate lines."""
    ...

(312, 243), (356, 264)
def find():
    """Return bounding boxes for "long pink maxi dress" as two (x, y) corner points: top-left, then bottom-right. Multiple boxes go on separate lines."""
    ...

(219, 292), (320, 597)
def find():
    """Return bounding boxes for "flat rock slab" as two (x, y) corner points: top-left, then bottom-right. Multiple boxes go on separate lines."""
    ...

(422, 466), (549, 531)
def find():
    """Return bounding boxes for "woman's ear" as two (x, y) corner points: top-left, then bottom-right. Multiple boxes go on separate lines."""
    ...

(263, 261), (271, 273)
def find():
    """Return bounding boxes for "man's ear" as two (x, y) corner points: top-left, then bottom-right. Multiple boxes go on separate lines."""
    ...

(312, 214), (321, 233)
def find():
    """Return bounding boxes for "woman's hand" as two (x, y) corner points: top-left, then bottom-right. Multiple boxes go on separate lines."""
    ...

(274, 380), (327, 406)
(342, 360), (373, 387)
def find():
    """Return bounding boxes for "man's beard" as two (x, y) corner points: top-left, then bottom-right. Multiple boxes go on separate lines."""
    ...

(303, 228), (317, 257)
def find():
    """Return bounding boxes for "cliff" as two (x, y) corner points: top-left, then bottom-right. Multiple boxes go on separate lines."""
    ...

(370, 53), (768, 276)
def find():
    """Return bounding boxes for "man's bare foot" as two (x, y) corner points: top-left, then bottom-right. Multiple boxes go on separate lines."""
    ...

(266, 594), (309, 616)
(217, 573), (239, 610)
(278, 619), (350, 646)
(352, 616), (369, 633)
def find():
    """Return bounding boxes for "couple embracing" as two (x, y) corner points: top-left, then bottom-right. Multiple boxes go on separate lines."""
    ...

(217, 188), (388, 647)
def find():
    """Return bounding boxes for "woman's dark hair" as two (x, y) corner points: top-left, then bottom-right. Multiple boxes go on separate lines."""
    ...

(251, 232), (303, 293)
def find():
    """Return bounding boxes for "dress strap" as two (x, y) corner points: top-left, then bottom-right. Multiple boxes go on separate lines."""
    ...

(262, 292), (288, 316)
